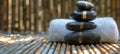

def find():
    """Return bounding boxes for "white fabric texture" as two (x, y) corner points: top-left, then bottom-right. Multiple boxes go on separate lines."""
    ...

(48, 17), (119, 43)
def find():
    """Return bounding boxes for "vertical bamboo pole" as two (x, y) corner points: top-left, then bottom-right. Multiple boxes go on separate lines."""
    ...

(57, 0), (61, 17)
(104, 0), (109, 16)
(110, 0), (116, 19)
(11, 0), (15, 32)
(26, 0), (29, 31)
(4, 0), (8, 32)
(0, 0), (5, 30)
(8, 0), (12, 33)
(49, 0), (56, 29)
(94, 0), (99, 17)
(110, 0), (118, 30)
(23, 0), (27, 32)
(106, 0), (111, 16)
(65, 0), (69, 18)
(60, 0), (66, 17)
(26, 0), (30, 32)
(0, 0), (3, 30)
(67, 0), (72, 18)
(42, 0), (47, 31)
(49, 0), (54, 18)
(20, 0), (24, 32)
(15, 0), (19, 31)
(116, 0), (120, 29)
(34, 0), (39, 32)
(30, 0), (35, 32)
(90, 0), (99, 17)
(18, 0), (20, 32)
(38, 0), (43, 31)
(45, 0), (50, 31)
(97, 0), (102, 17)
(101, 0), (105, 16)
(104, 0), (108, 16)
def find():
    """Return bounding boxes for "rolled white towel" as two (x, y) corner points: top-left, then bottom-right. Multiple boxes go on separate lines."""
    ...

(48, 17), (119, 43)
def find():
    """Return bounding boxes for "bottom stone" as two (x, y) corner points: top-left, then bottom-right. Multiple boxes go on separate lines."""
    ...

(65, 31), (100, 44)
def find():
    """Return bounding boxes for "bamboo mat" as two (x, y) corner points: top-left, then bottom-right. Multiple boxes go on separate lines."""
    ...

(0, 33), (120, 54)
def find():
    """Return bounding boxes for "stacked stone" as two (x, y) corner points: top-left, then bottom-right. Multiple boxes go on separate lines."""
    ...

(65, 1), (99, 44)
(67, 1), (97, 31)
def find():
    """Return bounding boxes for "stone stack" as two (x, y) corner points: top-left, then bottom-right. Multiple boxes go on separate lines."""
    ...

(67, 1), (97, 31)
(65, 1), (99, 44)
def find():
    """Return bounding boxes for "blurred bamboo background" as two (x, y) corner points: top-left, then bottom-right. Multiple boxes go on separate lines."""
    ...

(0, 0), (120, 33)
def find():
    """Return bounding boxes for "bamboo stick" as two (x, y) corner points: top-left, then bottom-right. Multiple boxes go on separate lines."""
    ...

(3, 0), (8, 31)
(76, 45), (83, 54)
(90, 45), (101, 54)
(41, 42), (52, 54)
(54, 43), (61, 54)
(19, 0), (24, 32)
(65, 44), (71, 54)
(8, 0), (12, 32)
(96, 44), (108, 54)
(100, 44), (115, 54)
(48, 43), (57, 54)
(80, 45), (89, 54)
(86, 45), (95, 54)
(60, 43), (66, 54)
(71, 45), (77, 54)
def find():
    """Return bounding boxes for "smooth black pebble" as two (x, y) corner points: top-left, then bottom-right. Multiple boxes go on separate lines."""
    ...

(70, 10), (97, 22)
(64, 31), (100, 44)
(76, 1), (94, 11)
(66, 22), (97, 32)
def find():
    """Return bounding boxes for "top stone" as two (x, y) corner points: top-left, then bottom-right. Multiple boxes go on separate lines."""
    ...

(76, 1), (94, 11)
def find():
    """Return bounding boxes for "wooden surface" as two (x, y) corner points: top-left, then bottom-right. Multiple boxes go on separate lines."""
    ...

(0, 33), (120, 54)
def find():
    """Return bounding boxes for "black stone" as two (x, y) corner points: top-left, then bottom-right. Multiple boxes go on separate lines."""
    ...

(66, 22), (97, 32)
(65, 32), (81, 44)
(64, 31), (100, 44)
(82, 31), (100, 44)
(76, 1), (94, 11)
(70, 10), (97, 22)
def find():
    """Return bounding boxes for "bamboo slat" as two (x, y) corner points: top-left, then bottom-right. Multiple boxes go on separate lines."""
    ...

(26, 0), (30, 32)
(19, 0), (24, 32)
(76, 45), (83, 54)
(0, 0), (3, 30)
(116, 0), (120, 29)
(3, 0), (8, 31)
(65, 44), (71, 54)
(71, 45), (77, 54)
(8, 0), (12, 32)
(15, 0), (19, 31)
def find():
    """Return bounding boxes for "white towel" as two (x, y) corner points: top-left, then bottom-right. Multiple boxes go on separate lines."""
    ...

(48, 17), (119, 43)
